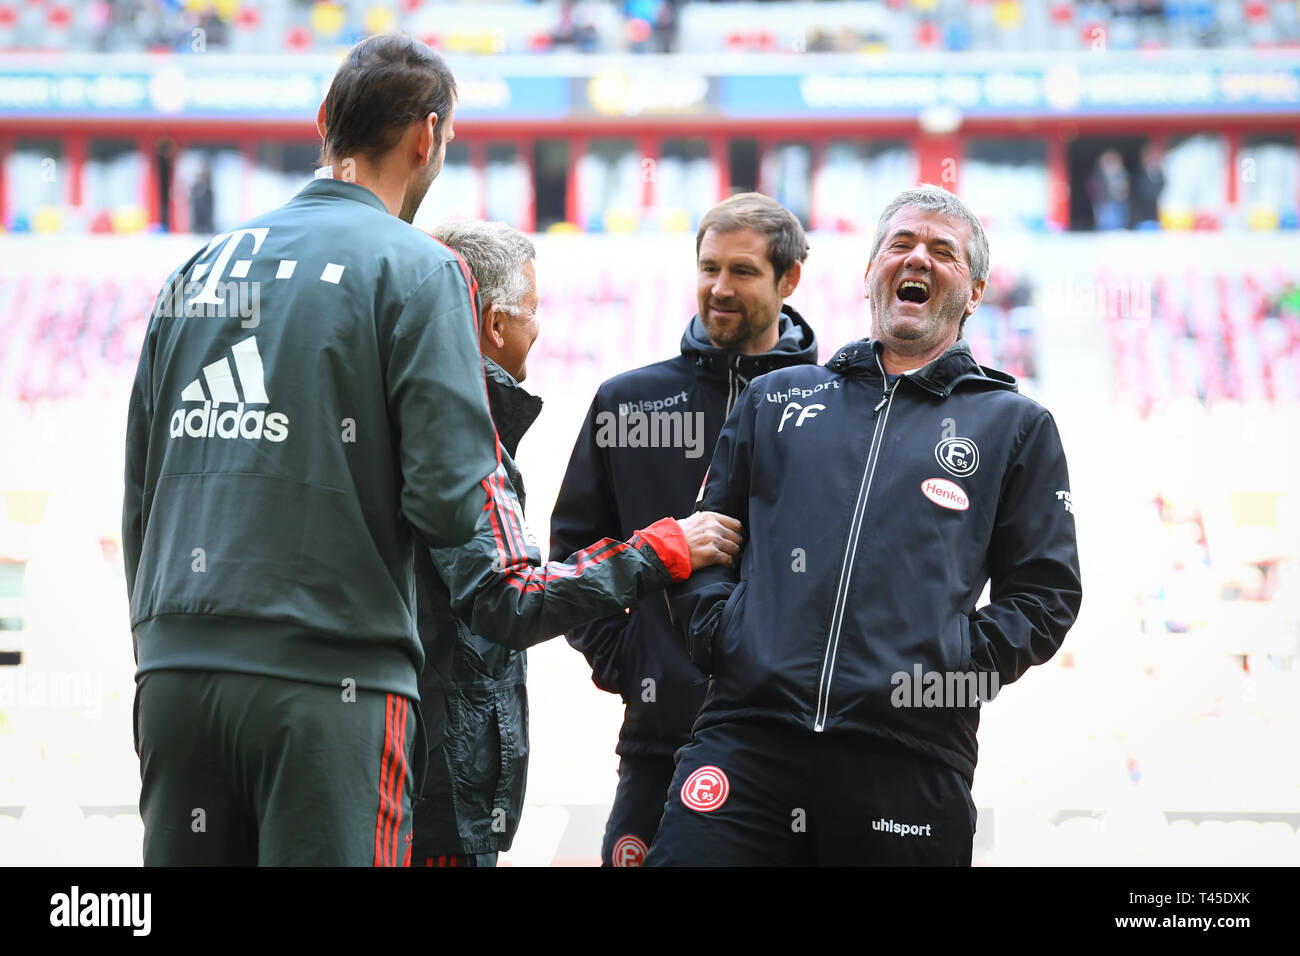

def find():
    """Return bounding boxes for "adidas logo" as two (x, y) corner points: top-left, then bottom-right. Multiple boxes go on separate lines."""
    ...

(168, 336), (289, 443)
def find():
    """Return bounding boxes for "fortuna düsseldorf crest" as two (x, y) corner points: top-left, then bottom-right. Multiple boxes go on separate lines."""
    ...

(680, 765), (730, 812)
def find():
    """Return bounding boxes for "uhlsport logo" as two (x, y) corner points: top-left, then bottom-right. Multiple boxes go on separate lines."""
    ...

(681, 765), (729, 812)
(921, 477), (969, 511)
(169, 335), (289, 442)
(872, 817), (933, 838)
(612, 834), (648, 866)
(934, 436), (979, 477)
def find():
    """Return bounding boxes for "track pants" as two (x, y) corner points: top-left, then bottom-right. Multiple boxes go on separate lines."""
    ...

(137, 670), (421, 866)
(646, 721), (976, 866)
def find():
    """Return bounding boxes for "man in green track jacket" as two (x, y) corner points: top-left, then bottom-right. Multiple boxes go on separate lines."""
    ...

(413, 221), (743, 866)
(122, 35), (501, 866)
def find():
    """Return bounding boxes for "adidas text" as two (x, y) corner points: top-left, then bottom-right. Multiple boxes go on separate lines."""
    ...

(169, 401), (288, 442)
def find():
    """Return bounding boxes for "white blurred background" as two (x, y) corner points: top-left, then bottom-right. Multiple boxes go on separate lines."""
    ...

(1, 0), (1298, 866)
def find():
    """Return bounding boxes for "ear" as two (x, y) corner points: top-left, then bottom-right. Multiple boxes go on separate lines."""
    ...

(863, 261), (872, 299)
(416, 111), (438, 166)
(965, 278), (987, 317)
(778, 260), (802, 299)
(316, 101), (328, 143)
(481, 303), (507, 352)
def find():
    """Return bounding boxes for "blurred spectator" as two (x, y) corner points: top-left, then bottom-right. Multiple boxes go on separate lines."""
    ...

(1133, 143), (1165, 228)
(652, 0), (678, 54)
(196, 11), (228, 51)
(624, 0), (660, 54)
(1088, 149), (1131, 231)
(189, 161), (214, 235)
(552, 0), (598, 52)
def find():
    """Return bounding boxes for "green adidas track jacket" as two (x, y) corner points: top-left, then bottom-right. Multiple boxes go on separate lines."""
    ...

(122, 178), (501, 699)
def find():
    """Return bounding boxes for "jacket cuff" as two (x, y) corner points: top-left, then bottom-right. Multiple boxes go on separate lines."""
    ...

(634, 517), (692, 583)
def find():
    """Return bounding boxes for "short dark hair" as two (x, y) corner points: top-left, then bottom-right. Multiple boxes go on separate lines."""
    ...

(695, 192), (809, 282)
(319, 34), (457, 166)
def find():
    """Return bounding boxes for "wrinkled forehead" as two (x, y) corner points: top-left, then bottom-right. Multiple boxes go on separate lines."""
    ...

(881, 206), (971, 251)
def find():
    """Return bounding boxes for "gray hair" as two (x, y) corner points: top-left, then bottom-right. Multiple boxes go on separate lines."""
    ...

(868, 184), (990, 283)
(431, 220), (537, 314)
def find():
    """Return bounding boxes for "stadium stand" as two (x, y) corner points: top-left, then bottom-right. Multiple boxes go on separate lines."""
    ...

(2, 0), (1300, 55)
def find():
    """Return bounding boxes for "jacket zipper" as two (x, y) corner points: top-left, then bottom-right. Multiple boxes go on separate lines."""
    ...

(813, 363), (896, 732)
(724, 354), (745, 416)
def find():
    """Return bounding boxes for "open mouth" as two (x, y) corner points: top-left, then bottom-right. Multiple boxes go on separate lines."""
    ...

(896, 280), (931, 305)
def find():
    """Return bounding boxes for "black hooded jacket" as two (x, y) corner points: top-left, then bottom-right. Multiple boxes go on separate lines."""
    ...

(549, 307), (819, 756)
(667, 338), (1082, 783)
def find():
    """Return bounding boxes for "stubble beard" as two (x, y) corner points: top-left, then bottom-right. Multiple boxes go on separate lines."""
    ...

(398, 145), (443, 224)
(870, 276), (969, 355)
(702, 302), (779, 352)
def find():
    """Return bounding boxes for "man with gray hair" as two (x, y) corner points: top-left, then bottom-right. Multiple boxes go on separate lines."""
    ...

(410, 220), (743, 866)
(651, 184), (1081, 865)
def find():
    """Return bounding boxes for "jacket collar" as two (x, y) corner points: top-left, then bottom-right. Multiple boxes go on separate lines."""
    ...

(826, 338), (1018, 397)
(289, 178), (389, 216)
(483, 356), (543, 460)
(680, 304), (819, 380)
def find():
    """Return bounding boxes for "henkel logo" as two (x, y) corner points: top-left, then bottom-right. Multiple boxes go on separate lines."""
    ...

(611, 834), (648, 867)
(921, 478), (969, 511)
(168, 335), (289, 442)
(681, 765), (730, 813)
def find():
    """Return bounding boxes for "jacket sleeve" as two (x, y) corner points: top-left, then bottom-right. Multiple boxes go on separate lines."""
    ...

(665, 385), (755, 674)
(547, 394), (631, 693)
(434, 468), (692, 651)
(386, 259), (500, 549)
(967, 409), (1082, 688)
(122, 274), (173, 614)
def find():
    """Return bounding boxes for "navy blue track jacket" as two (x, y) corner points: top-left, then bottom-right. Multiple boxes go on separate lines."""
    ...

(549, 307), (819, 757)
(667, 338), (1083, 783)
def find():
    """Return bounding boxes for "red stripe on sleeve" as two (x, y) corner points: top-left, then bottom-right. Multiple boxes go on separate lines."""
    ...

(482, 475), (512, 570)
(500, 536), (637, 593)
(425, 231), (503, 472)
(492, 470), (529, 561)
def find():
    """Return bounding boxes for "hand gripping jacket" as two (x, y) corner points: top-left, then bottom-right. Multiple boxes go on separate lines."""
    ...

(414, 357), (691, 855)
(549, 308), (819, 757)
(667, 338), (1083, 784)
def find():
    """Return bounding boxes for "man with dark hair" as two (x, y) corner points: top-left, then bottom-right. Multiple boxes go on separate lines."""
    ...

(123, 34), (498, 866)
(650, 184), (1081, 866)
(549, 192), (819, 866)
(411, 221), (742, 867)
(316, 32), (458, 223)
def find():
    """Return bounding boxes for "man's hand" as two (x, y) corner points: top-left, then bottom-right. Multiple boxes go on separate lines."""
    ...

(678, 512), (743, 570)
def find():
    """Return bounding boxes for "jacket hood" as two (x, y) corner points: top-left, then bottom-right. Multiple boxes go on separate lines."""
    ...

(681, 304), (819, 380)
(483, 356), (543, 459)
(826, 338), (1018, 397)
